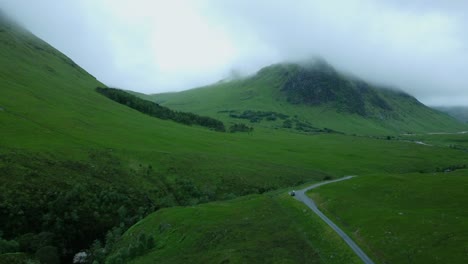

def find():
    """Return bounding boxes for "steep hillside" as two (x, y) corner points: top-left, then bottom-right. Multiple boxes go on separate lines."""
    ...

(151, 61), (466, 135)
(435, 106), (468, 123)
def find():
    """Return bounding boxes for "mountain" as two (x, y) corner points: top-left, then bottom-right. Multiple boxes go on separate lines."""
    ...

(435, 106), (468, 123)
(2, 11), (468, 264)
(150, 60), (466, 135)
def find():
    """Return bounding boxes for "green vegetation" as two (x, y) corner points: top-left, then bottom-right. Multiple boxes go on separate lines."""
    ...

(106, 191), (361, 264)
(308, 171), (468, 263)
(401, 132), (468, 150)
(225, 109), (289, 123)
(228, 123), (253, 133)
(0, 151), (159, 262)
(0, 253), (37, 264)
(220, 110), (338, 134)
(149, 62), (467, 135)
(0, 233), (19, 255)
(96, 87), (226, 132)
(435, 106), (468, 123)
(1, 11), (468, 264)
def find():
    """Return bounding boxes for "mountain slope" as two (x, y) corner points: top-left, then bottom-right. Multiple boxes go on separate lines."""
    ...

(435, 106), (468, 123)
(150, 61), (466, 135)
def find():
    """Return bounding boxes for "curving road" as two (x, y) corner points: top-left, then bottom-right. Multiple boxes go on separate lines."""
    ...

(294, 176), (375, 264)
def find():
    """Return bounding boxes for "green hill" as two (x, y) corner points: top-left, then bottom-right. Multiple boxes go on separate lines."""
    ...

(435, 106), (468, 123)
(149, 60), (466, 135)
(104, 190), (361, 264)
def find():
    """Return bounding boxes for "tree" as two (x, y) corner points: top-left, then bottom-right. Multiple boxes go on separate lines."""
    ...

(283, 119), (293, 128)
(0, 237), (19, 254)
(35, 246), (60, 264)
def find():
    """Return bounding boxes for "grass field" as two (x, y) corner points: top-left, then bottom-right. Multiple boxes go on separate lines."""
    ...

(400, 132), (468, 149)
(106, 190), (361, 264)
(308, 171), (468, 263)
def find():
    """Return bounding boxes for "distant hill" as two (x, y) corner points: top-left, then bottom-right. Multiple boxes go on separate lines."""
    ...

(435, 106), (468, 123)
(149, 60), (466, 135)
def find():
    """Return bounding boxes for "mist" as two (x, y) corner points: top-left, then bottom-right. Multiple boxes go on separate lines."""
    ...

(2, 0), (467, 106)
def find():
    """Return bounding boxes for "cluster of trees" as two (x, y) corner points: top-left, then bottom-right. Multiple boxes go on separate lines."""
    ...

(294, 120), (319, 132)
(0, 151), (153, 263)
(435, 164), (467, 173)
(282, 119), (336, 134)
(0, 182), (154, 263)
(228, 110), (289, 123)
(96, 87), (225, 132)
(0, 233), (19, 254)
(229, 123), (254, 133)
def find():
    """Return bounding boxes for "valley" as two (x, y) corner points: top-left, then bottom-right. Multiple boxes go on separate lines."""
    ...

(0, 9), (467, 264)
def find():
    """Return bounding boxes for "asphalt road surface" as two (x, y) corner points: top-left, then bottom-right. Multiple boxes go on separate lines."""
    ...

(294, 176), (375, 264)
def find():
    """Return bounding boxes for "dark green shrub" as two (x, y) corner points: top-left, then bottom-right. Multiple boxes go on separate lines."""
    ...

(229, 123), (253, 133)
(282, 119), (292, 128)
(96, 87), (225, 132)
(35, 246), (60, 264)
(0, 238), (19, 254)
(146, 236), (155, 250)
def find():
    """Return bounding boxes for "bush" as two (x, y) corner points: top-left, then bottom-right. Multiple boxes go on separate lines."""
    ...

(0, 238), (19, 254)
(228, 110), (288, 123)
(35, 246), (60, 264)
(146, 236), (155, 250)
(229, 123), (253, 133)
(282, 119), (292, 128)
(323, 175), (332, 181)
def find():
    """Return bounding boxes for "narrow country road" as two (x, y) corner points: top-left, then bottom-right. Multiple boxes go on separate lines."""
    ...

(294, 176), (375, 264)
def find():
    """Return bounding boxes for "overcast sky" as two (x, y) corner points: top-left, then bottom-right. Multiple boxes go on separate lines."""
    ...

(2, 0), (467, 106)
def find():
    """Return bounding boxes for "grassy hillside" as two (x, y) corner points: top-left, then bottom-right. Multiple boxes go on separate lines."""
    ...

(1, 11), (465, 199)
(2, 11), (468, 264)
(149, 62), (466, 135)
(435, 106), (468, 123)
(104, 190), (361, 264)
(308, 171), (468, 263)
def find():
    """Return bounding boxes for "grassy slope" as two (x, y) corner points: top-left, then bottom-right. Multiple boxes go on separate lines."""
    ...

(0, 19), (326, 196)
(149, 65), (466, 135)
(435, 106), (468, 123)
(2, 19), (466, 196)
(109, 190), (361, 264)
(308, 171), (468, 263)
